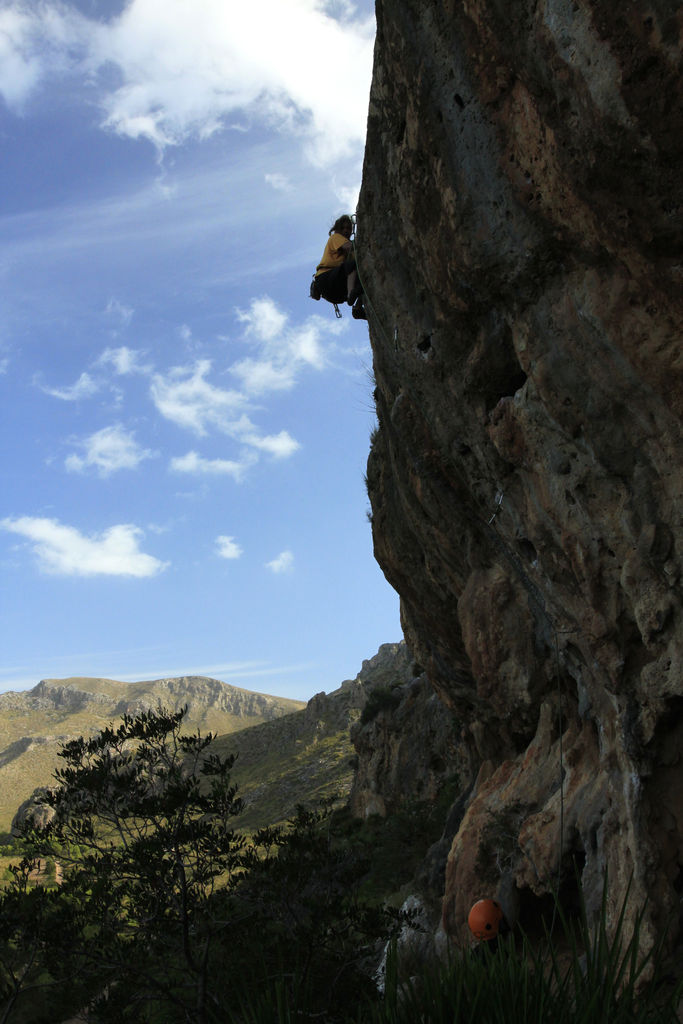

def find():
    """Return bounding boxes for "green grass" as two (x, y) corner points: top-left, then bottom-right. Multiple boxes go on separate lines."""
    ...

(203, 870), (683, 1023)
(213, 706), (360, 832)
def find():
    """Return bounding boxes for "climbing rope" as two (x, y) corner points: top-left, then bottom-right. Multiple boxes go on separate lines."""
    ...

(552, 629), (565, 935)
(488, 491), (504, 525)
(351, 211), (568, 908)
(484, 492), (568, 931)
(350, 215), (395, 351)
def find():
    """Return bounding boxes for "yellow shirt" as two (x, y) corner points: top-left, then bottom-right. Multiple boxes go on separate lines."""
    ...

(316, 232), (350, 276)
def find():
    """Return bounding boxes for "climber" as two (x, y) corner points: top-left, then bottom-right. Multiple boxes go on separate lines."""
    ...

(310, 214), (366, 319)
(467, 898), (508, 955)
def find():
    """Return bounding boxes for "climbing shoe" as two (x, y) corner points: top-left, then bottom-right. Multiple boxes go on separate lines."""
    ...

(352, 298), (367, 320)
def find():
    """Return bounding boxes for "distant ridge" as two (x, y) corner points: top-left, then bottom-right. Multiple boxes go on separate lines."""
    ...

(214, 642), (416, 830)
(0, 675), (305, 837)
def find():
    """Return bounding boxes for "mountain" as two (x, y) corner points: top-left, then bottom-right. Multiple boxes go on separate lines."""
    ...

(0, 675), (304, 838)
(4, 645), (428, 841)
(217, 641), (421, 832)
(358, 0), (682, 954)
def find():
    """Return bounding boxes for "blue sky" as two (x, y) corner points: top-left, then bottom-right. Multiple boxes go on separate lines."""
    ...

(0, 0), (401, 700)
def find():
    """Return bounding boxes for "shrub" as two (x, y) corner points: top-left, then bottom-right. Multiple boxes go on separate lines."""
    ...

(361, 685), (403, 725)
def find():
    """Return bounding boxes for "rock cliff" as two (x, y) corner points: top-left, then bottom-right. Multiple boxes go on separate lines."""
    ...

(358, 0), (682, 950)
(349, 670), (466, 820)
(221, 641), (417, 830)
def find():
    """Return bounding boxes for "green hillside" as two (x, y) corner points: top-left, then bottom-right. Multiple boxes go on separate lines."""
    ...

(0, 675), (304, 837)
(217, 690), (360, 832)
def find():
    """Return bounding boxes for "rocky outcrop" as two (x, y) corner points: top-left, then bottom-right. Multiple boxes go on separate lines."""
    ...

(349, 672), (467, 819)
(359, 0), (682, 950)
(225, 642), (417, 829)
(308, 640), (416, 729)
(27, 676), (303, 722)
(11, 787), (57, 836)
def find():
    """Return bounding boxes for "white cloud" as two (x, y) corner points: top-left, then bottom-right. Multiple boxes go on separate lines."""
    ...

(266, 549), (294, 574)
(0, 8), (42, 108)
(105, 299), (134, 327)
(229, 359), (294, 394)
(1, 516), (168, 578)
(242, 430), (300, 459)
(169, 450), (253, 480)
(216, 535), (242, 560)
(97, 346), (151, 375)
(0, 3), (88, 109)
(150, 359), (247, 435)
(151, 358), (300, 460)
(65, 425), (156, 477)
(0, 0), (375, 166)
(231, 297), (325, 396)
(333, 178), (362, 214)
(237, 297), (288, 342)
(291, 323), (325, 368)
(264, 172), (292, 192)
(39, 371), (99, 401)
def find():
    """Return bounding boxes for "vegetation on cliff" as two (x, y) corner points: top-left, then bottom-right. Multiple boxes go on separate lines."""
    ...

(370, 907), (683, 1024)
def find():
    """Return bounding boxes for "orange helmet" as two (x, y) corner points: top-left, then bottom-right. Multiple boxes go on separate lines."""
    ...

(467, 898), (504, 941)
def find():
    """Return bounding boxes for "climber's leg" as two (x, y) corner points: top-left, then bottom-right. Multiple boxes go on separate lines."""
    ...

(346, 269), (359, 304)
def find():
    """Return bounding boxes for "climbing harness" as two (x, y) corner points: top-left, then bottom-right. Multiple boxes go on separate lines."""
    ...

(310, 274), (342, 318)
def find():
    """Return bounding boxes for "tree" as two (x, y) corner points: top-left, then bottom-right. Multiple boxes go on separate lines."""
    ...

(13, 707), (246, 1024)
(0, 855), (84, 1024)
(4, 708), (402, 1023)
(230, 803), (398, 1018)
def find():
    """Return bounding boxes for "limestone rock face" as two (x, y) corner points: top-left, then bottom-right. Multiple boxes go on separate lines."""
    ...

(359, 0), (682, 948)
(349, 672), (467, 819)
(340, 641), (416, 699)
(28, 676), (303, 722)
